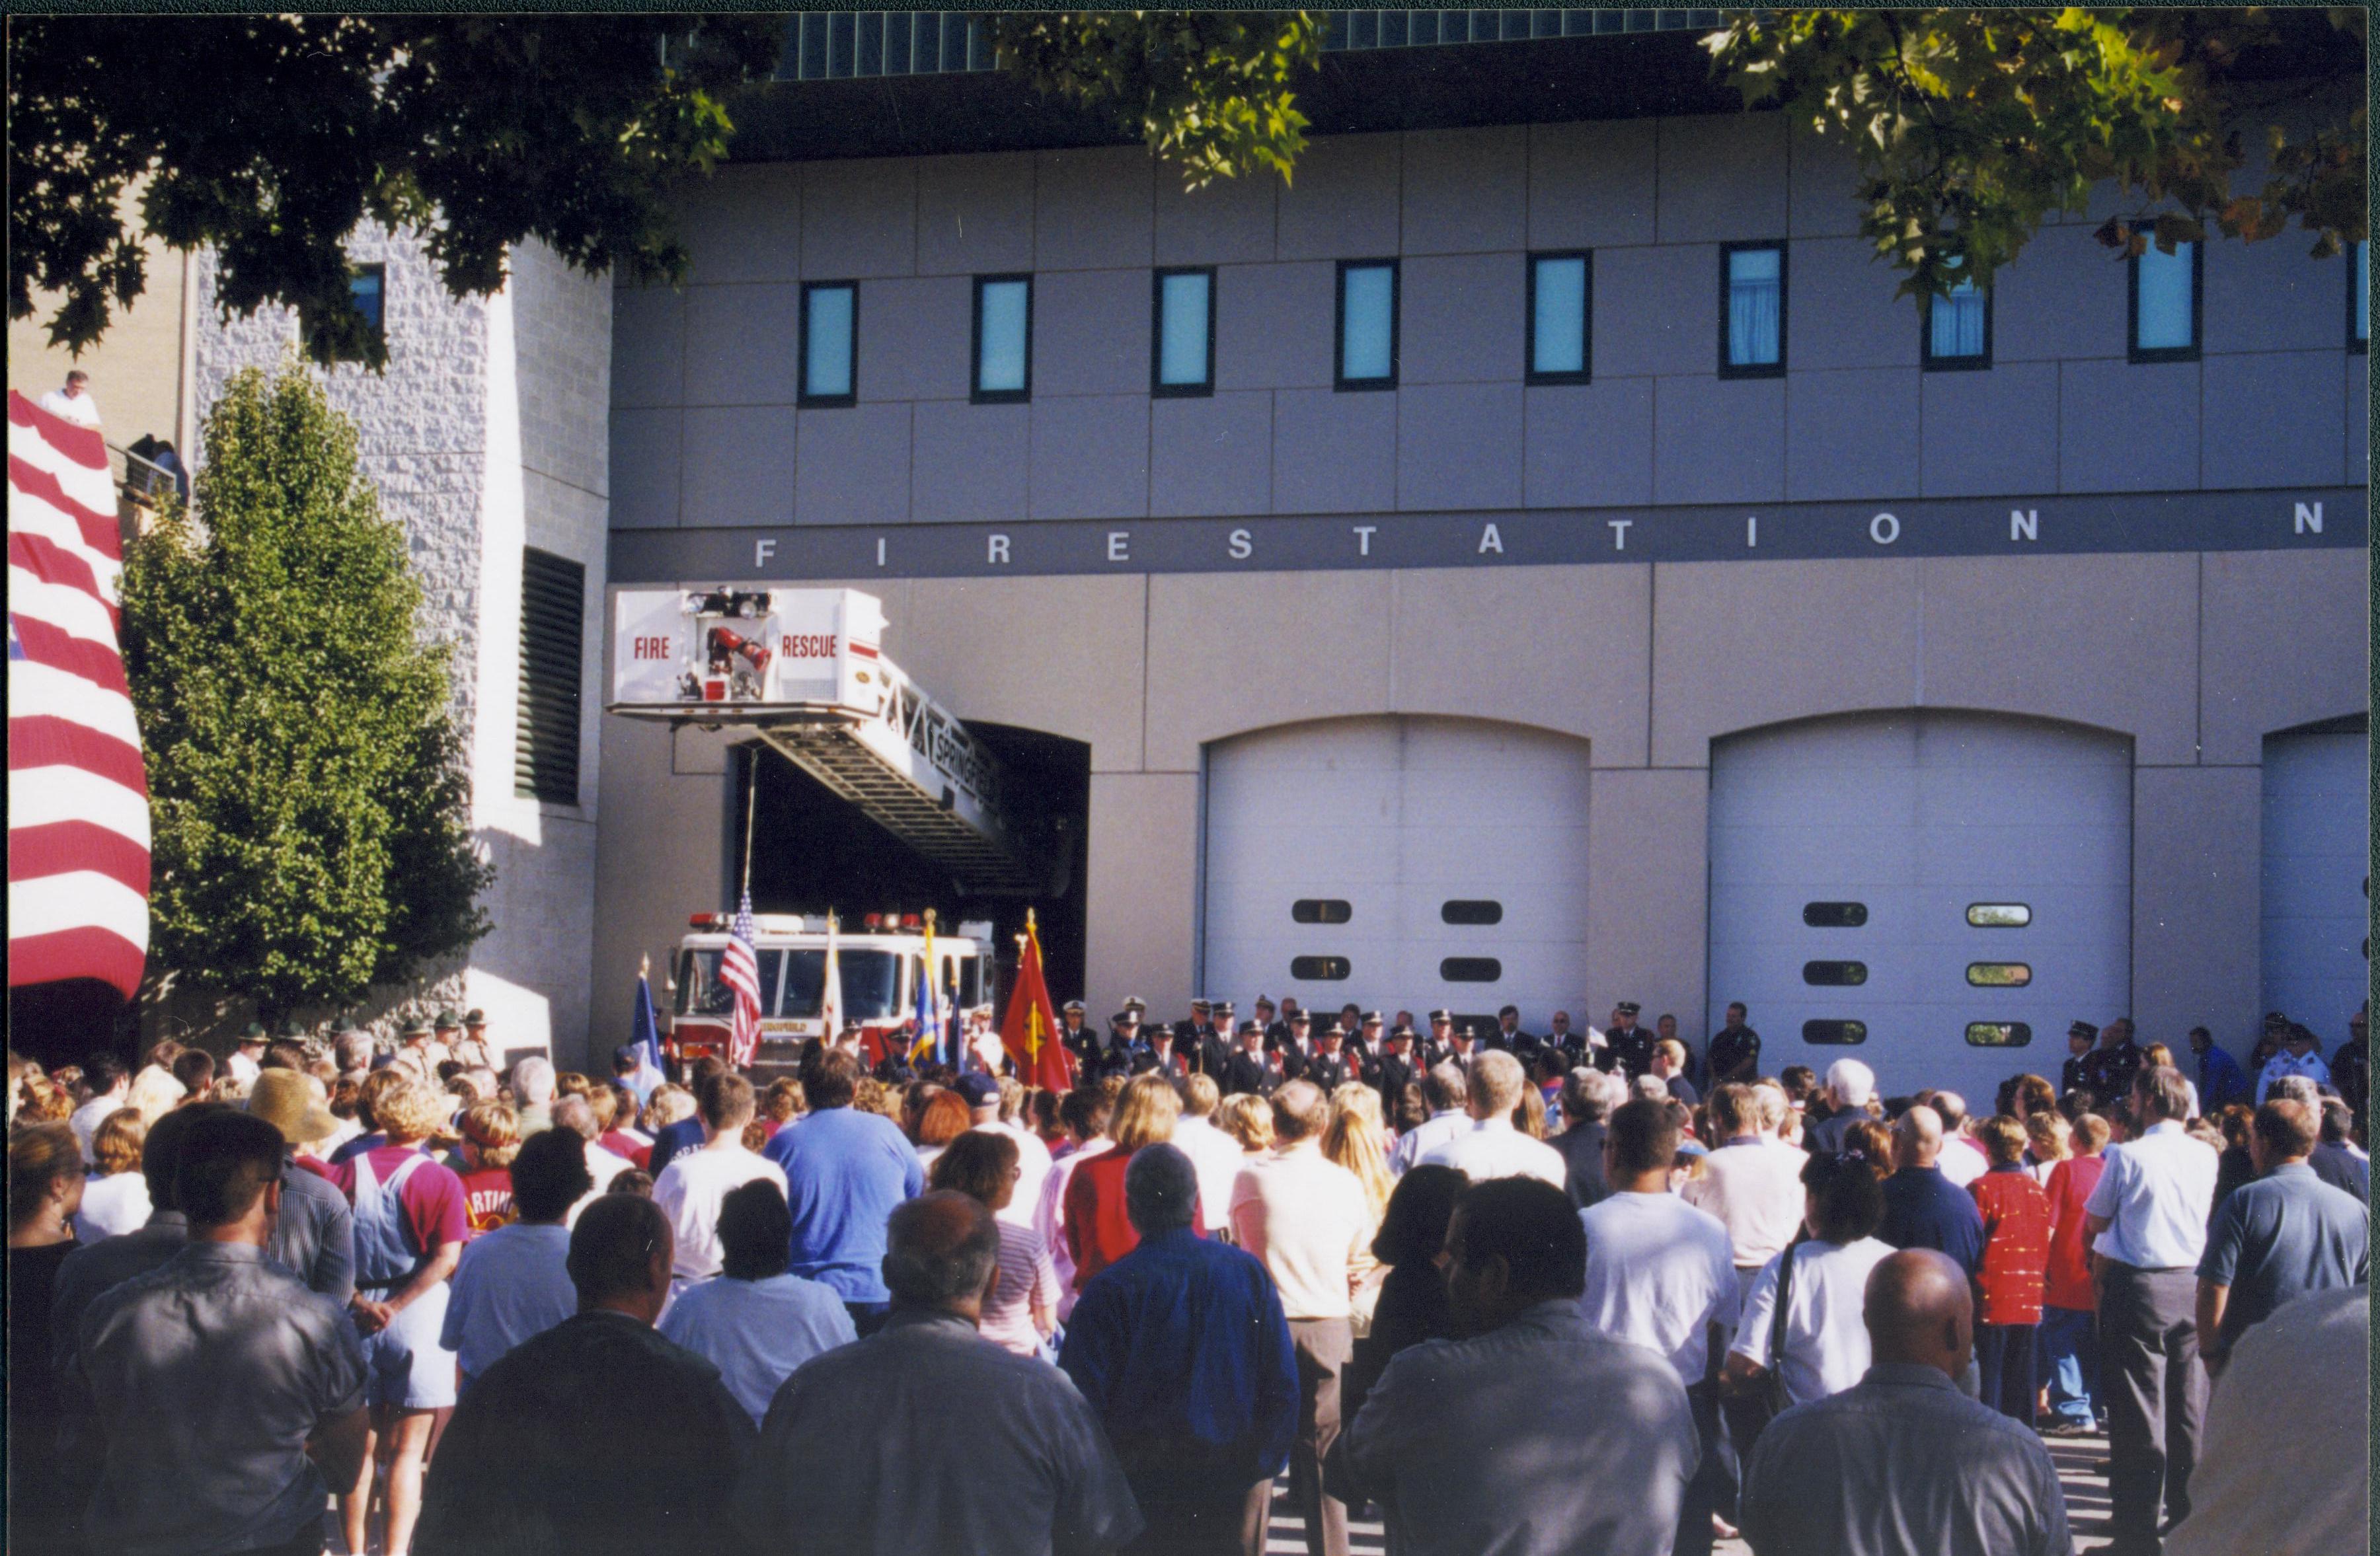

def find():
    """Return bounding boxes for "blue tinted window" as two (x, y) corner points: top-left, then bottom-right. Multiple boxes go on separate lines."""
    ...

(1155, 270), (1211, 390)
(2356, 241), (2369, 348)
(1725, 245), (1783, 370)
(803, 283), (855, 402)
(1530, 254), (1588, 378)
(2134, 242), (2196, 353)
(1928, 279), (1987, 361)
(349, 267), (384, 333)
(976, 278), (1031, 398)
(1339, 262), (1397, 385)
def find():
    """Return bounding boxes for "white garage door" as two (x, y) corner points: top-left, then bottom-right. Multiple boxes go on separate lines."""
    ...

(1202, 717), (1591, 1027)
(2261, 718), (2370, 1041)
(1707, 712), (2131, 1103)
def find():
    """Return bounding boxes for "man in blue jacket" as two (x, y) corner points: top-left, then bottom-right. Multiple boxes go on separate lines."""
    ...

(1061, 1144), (1298, 1555)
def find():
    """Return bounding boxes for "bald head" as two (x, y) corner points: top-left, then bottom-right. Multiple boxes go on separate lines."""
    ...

(1864, 1248), (1973, 1378)
(1892, 1104), (1944, 1168)
(883, 1190), (1003, 1317)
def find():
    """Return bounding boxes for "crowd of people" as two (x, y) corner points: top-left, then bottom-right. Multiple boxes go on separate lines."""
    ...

(4, 994), (2367, 1556)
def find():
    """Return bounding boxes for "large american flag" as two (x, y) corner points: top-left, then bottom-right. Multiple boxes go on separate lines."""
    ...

(8, 392), (149, 1000)
(721, 889), (763, 1069)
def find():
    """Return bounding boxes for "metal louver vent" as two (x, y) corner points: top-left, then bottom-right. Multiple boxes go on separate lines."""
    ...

(515, 548), (584, 805)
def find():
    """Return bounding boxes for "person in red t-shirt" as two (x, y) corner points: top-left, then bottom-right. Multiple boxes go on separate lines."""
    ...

(455, 1101), (519, 1236)
(326, 1082), (471, 1556)
(1969, 1113), (2055, 1426)
(2038, 1110), (2112, 1433)
(1063, 1074), (1206, 1290)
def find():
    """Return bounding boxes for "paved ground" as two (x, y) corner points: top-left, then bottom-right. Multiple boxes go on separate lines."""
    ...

(1262, 1425), (2114, 1556)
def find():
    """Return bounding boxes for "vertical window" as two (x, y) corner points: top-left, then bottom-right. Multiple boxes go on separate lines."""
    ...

(800, 282), (857, 406)
(1336, 259), (1399, 389)
(515, 548), (585, 805)
(1720, 242), (1786, 376)
(973, 274), (1032, 402)
(2351, 240), (2368, 353)
(1923, 278), (1991, 369)
(1152, 268), (1214, 396)
(349, 266), (385, 336)
(1527, 251), (1592, 383)
(2129, 240), (2201, 361)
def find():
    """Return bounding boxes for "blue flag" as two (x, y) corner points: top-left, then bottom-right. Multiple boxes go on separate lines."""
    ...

(627, 967), (667, 1099)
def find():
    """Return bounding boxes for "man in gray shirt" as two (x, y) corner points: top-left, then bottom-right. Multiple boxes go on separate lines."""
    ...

(2195, 1098), (2368, 1372)
(249, 1070), (358, 1304)
(1341, 1175), (1699, 1556)
(733, 1191), (1144, 1555)
(1739, 1249), (2071, 1556)
(74, 1110), (369, 1556)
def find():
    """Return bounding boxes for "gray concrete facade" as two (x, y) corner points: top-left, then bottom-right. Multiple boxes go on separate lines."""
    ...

(588, 111), (2368, 1078)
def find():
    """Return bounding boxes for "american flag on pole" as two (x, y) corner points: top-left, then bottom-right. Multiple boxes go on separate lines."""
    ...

(721, 889), (763, 1070)
(8, 391), (149, 1000)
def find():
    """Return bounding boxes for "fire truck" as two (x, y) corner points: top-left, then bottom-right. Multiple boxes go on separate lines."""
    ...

(668, 912), (997, 1070)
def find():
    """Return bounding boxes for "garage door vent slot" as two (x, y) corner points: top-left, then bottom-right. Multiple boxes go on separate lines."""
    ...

(1440, 957), (1502, 982)
(1290, 955), (1352, 981)
(1802, 961), (1868, 986)
(1291, 899), (1354, 924)
(1802, 902), (1868, 928)
(1802, 1019), (1868, 1044)
(1441, 900), (1504, 925)
(1966, 903), (2032, 928)
(1966, 1022), (2033, 1047)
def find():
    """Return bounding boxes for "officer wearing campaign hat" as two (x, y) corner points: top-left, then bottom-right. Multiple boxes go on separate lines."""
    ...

(1603, 1002), (1654, 1079)
(2061, 1021), (2099, 1097)
(451, 1008), (496, 1070)
(227, 1022), (270, 1086)
(389, 1014), (441, 1084)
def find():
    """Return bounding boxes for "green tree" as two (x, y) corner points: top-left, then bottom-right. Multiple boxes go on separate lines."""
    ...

(10, 13), (1323, 366)
(120, 364), (492, 1023)
(1707, 7), (2367, 299)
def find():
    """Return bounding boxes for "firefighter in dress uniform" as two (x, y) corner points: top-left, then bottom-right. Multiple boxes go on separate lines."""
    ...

(1224, 1021), (1282, 1098)
(1373, 1024), (1419, 1115)
(1601, 1002), (1655, 1079)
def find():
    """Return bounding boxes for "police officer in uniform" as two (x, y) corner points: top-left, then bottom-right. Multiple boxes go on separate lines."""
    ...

(1304, 1023), (1353, 1091)
(1173, 999), (1211, 1051)
(1134, 1021), (1191, 1080)
(1373, 1024), (1418, 1113)
(1277, 1010), (1315, 1080)
(1254, 995), (1287, 1050)
(1707, 1002), (1761, 1086)
(1347, 1012), (1387, 1074)
(2060, 1021), (2098, 1098)
(1421, 1010), (1465, 1071)
(1197, 1002), (1236, 1079)
(389, 1016), (441, 1085)
(1601, 1002), (1654, 1078)
(1057, 1000), (1097, 1068)
(2079, 1016), (2145, 1106)
(1224, 1021), (1280, 1097)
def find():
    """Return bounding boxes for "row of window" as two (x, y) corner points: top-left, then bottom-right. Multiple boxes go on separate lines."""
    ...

(790, 241), (2371, 406)
(1291, 897), (1503, 925)
(1800, 1020), (2036, 1047)
(1804, 901), (2033, 928)
(1289, 955), (1502, 982)
(1802, 961), (2034, 986)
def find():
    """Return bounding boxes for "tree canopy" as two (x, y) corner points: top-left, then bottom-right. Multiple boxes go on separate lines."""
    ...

(120, 365), (492, 1023)
(9, 13), (1323, 367)
(1707, 7), (2367, 299)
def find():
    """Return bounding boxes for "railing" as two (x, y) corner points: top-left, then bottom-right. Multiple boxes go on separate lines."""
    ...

(771, 9), (1723, 83)
(106, 443), (183, 509)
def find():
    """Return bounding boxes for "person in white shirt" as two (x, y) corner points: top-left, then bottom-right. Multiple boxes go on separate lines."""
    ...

(224, 1029), (268, 1089)
(651, 1073), (787, 1291)
(73, 1107), (153, 1241)
(1169, 1075), (1248, 1231)
(1929, 1092), (1989, 1189)
(1418, 1052), (1566, 1189)
(957, 1073), (1052, 1224)
(1579, 1098), (1738, 1554)
(38, 369), (101, 427)
(1683, 1083), (1810, 1321)
(1034, 1088), (1113, 1320)
(440, 1127), (591, 1391)
(1724, 1148), (1898, 1407)
(2253, 1024), (2332, 1104)
(2084, 1064), (2220, 1553)
(660, 1177), (856, 1424)
(68, 1055), (132, 1166)
(1387, 1063), (1470, 1176)
(1229, 1080), (1371, 1556)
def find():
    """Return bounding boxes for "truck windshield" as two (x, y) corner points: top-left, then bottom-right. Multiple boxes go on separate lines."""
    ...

(956, 954), (981, 1008)
(674, 947), (781, 1018)
(840, 949), (902, 1021)
(777, 950), (828, 1018)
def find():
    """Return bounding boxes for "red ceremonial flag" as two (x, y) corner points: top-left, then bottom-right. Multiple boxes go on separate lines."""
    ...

(998, 912), (1073, 1093)
(8, 391), (150, 1000)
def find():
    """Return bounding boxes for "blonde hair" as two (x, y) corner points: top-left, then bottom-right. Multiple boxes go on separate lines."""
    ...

(1976, 1113), (2030, 1167)
(461, 1101), (522, 1168)
(642, 1084), (695, 1132)
(1323, 1084), (1394, 1221)
(1110, 1074), (1182, 1156)
(1656, 1038), (1687, 1069)
(1182, 1074), (1221, 1118)
(123, 1066), (186, 1125)
(375, 1083), (449, 1143)
(93, 1107), (148, 1176)
(1216, 1093), (1274, 1153)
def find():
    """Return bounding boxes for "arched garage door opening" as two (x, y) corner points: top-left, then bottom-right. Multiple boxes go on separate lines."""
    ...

(2261, 714), (2369, 1043)
(1707, 710), (2132, 1101)
(1201, 717), (1591, 1031)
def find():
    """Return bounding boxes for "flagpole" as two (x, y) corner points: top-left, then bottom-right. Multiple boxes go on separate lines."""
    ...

(740, 749), (759, 901)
